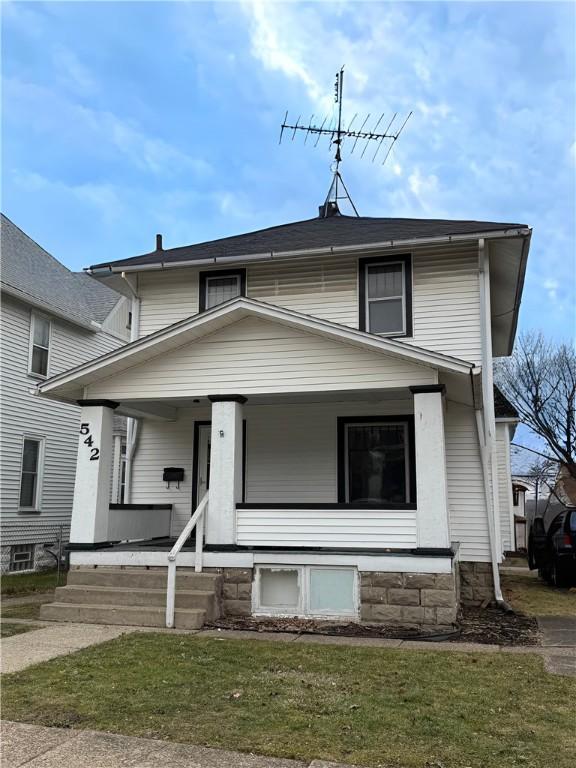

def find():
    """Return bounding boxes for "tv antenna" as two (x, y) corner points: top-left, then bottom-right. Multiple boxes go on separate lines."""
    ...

(280, 67), (412, 217)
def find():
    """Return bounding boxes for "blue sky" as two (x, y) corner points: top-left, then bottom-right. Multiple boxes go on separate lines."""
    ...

(2, 1), (575, 342)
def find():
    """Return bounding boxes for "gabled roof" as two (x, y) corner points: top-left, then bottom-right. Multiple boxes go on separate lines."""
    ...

(88, 214), (529, 272)
(37, 296), (475, 402)
(1, 214), (123, 329)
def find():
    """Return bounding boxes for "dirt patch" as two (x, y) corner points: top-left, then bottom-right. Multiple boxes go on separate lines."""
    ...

(207, 606), (540, 646)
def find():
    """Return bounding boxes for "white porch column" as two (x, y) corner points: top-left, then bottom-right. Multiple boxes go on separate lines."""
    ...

(205, 395), (246, 545)
(409, 385), (451, 549)
(69, 400), (117, 545)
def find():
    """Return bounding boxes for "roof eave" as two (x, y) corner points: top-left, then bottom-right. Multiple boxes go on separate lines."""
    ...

(1, 282), (100, 332)
(87, 227), (532, 275)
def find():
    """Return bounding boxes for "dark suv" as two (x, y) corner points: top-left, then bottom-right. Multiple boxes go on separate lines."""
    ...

(528, 508), (576, 587)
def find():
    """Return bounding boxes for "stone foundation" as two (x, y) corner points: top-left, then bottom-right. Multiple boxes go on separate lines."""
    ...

(459, 562), (495, 606)
(203, 567), (253, 616)
(360, 571), (458, 630)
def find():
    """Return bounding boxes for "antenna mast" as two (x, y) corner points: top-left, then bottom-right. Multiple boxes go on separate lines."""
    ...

(280, 67), (412, 217)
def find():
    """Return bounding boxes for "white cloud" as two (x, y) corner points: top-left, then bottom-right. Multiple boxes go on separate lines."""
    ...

(4, 77), (212, 179)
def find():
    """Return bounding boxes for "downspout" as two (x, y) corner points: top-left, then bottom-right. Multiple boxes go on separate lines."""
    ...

(477, 238), (509, 608)
(121, 272), (141, 503)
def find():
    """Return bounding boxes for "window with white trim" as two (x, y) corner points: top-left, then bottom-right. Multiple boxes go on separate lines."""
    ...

(359, 255), (412, 336)
(255, 566), (358, 618)
(19, 437), (44, 511)
(199, 269), (246, 311)
(10, 544), (35, 572)
(29, 314), (51, 377)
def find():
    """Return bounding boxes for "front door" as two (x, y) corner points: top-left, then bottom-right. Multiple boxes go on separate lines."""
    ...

(195, 424), (211, 509)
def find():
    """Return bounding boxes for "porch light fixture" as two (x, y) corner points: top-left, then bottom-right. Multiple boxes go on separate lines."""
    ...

(219, 430), (225, 437)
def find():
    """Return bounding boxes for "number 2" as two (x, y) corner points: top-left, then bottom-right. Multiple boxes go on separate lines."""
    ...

(90, 448), (100, 461)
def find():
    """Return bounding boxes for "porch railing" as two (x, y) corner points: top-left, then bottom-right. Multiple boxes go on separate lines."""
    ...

(165, 492), (208, 629)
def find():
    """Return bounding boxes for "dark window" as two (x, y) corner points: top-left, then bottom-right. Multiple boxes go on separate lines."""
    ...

(337, 416), (416, 506)
(359, 255), (412, 336)
(199, 269), (246, 312)
(19, 438), (42, 509)
(29, 314), (51, 377)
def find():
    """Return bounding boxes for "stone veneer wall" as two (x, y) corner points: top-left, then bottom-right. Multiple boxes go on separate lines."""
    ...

(458, 562), (495, 606)
(360, 571), (458, 629)
(203, 567), (253, 616)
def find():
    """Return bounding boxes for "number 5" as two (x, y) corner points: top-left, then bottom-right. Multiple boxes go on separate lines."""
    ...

(80, 423), (90, 435)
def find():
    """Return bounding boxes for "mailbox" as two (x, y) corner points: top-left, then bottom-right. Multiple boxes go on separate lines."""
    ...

(163, 467), (184, 488)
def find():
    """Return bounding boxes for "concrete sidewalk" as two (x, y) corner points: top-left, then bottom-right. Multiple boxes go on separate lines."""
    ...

(3, 619), (575, 676)
(1, 624), (137, 674)
(1, 721), (348, 768)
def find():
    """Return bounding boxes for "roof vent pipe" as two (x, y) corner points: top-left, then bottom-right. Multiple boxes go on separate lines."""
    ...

(318, 201), (340, 219)
(156, 234), (163, 251)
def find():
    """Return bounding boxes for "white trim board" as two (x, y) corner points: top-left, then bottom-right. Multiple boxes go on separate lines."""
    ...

(69, 549), (454, 573)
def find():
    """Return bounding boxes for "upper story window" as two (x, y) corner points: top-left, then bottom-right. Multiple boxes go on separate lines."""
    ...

(29, 313), (51, 378)
(199, 269), (246, 312)
(19, 436), (44, 511)
(359, 255), (412, 337)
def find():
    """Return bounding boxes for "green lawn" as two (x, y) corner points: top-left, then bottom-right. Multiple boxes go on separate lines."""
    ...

(1, 622), (41, 638)
(2, 634), (575, 768)
(1, 569), (65, 596)
(502, 573), (576, 616)
(1, 602), (45, 620)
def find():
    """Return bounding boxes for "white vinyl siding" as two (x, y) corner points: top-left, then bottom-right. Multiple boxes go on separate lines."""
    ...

(87, 316), (437, 400)
(445, 402), (490, 561)
(237, 508), (417, 548)
(135, 246), (481, 363)
(0, 295), (127, 543)
(496, 423), (514, 553)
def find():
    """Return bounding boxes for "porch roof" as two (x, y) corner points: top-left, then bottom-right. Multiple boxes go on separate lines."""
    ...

(35, 297), (476, 404)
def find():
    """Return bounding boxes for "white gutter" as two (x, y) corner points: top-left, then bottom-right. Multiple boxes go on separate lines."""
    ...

(87, 228), (531, 276)
(477, 238), (507, 606)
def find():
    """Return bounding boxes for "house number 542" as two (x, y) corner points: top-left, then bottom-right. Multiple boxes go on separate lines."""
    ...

(80, 423), (100, 461)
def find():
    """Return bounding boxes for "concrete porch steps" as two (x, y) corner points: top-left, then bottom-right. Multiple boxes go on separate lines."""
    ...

(39, 568), (222, 629)
(40, 602), (206, 629)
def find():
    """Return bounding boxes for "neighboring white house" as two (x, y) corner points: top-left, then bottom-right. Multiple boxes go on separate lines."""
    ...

(36, 207), (531, 630)
(0, 214), (130, 573)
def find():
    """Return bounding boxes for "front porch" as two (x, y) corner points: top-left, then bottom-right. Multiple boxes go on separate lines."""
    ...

(36, 300), (479, 628)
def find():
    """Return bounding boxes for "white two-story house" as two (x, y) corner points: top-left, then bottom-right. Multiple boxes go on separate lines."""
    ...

(37, 205), (530, 631)
(0, 214), (130, 572)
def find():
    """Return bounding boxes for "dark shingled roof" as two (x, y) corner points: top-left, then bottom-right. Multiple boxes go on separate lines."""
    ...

(1, 214), (123, 327)
(89, 214), (528, 271)
(494, 385), (519, 418)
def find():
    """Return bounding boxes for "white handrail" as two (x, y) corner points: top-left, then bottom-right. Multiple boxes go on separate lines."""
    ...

(165, 492), (208, 628)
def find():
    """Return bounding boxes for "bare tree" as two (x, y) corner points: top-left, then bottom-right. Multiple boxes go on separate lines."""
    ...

(496, 331), (576, 479)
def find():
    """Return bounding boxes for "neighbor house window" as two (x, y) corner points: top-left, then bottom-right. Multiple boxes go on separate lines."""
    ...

(29, 314), (51, 377)
(19, 437), (44, 511)
(255, 566), (357, 618)
(10, 544), (35, 572)
(199, 269), (246, 312)
(337, 416), (415, 506)
(359, 255), (412, 336)
(119, 440), (127, 504)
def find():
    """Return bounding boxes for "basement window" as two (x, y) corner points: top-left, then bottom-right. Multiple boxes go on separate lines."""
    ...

(255, 566), (358, 618)
(10, 544), (35, 572)
(199, 269), (246, 312)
